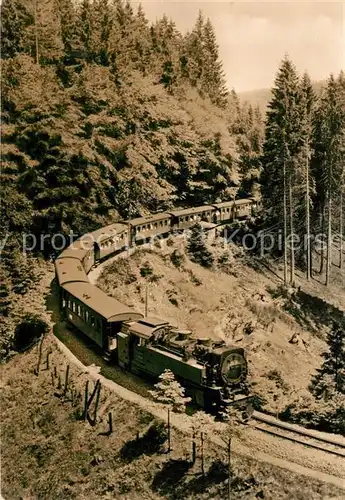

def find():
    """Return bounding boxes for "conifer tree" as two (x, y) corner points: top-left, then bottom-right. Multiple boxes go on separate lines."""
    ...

(310, 322), (345, 398)
(0, 0), (30, 59)
(149, 369), (191, 453)
(202, 18), (228, 107)
(312, 75), (345, 284)
(57, 0), (78, 57)
(260, 56), (300, 284)
(296, 72), (316, 278)
(187, 223), (214, 268)
(182, 10), (204, 88)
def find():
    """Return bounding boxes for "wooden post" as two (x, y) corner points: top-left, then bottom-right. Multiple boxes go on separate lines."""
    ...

(167, 407), (171, 454)
(145, 282), (148, 318)
(46, 350), (51, 370)
(192, 431), (196, 464)
(84, 380), (89, 421)
(54, 366), (57, 378)
(35, 336), (44, 375)
(228, 437), (231, 500)
(93, 382), (101, 424)
(64, 365), (70, 395)
(57, 373), (61, 389)
(51, 372), (55, 387)
(108, 412), (113, 434)
(201, 432), (204, 475)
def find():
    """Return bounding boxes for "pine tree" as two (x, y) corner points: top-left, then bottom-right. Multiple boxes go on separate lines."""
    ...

(310, 322), (345, 398)
(57, 0), (79, 57)
(149, 369), (191, 453)
(260, 56), (300, 284)
(296, 72), (316, 279)
(312, 75), (345, 284)
(201, 18), (228, 107)
(187, 223), (214, 268)
(182, 10), (204, 88)
(0, 0), (31, 59)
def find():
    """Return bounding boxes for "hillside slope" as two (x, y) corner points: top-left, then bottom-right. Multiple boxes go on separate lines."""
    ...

(97, 235), (345, 428)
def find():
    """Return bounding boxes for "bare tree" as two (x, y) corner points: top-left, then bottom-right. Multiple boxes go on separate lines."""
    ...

(215, 406), (243, 500)
(189, 410), (215, 473)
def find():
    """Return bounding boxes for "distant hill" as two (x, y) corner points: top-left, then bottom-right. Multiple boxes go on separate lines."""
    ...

(239, 80), (327, 114)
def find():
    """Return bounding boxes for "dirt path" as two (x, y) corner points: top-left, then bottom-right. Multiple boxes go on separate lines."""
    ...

(53, 334), (345, 491)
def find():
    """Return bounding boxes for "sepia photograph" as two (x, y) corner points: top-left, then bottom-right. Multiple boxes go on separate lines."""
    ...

(1, 0), (344, 498)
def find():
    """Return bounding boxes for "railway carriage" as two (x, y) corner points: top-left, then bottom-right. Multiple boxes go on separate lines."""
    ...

(129, 213), (172, 245)
(91, 223), (129, 262)
(61, 281), (143, 350)
(55, 257), (89, 287)
(168, 205), (216, 231)
(211, 201), (235, 223)
(57, 239), (94, 273)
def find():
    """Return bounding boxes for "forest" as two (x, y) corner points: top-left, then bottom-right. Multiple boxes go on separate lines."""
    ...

(0, 0), (344, 324)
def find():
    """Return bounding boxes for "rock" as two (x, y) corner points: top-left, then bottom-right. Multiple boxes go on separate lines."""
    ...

(90, 455), (103, 466)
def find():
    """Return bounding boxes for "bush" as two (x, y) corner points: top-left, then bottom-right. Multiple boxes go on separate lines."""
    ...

(13, 314), (49, 352)
(140, 261), (154, 278)
(187, 223), (214, 268)
(170, 249), (185, 268)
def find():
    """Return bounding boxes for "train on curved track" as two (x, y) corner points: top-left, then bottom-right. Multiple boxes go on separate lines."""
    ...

(55, 197), (260, 413)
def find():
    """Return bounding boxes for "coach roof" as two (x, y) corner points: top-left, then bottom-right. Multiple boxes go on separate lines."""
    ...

(129, 213), (172, 226)
(55, 257), (89, 286)
(89, 223), (128, 243)
(168, 205), (215, 217)
(62, 281), (143, 322)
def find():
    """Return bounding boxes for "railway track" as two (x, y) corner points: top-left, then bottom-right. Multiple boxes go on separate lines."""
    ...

(251, 411), (345, 458)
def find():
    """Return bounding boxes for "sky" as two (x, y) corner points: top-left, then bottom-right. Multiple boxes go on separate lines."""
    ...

(132, 0), (344, 92)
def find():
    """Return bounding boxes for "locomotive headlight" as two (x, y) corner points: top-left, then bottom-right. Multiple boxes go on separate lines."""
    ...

(221, 353), (247, 385)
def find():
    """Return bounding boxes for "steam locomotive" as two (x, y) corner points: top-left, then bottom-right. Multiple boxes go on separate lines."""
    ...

(56, 198), (258, 412)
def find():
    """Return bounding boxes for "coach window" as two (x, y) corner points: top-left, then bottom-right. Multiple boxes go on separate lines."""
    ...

(90, 316), (95, 327)
(77, 304), (81, 316)
(85, 310), (89, 322)
(138, 337), (147, 347)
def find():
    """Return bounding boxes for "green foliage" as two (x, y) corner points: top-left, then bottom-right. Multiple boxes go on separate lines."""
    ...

(13, 313), (49, 351)
(187, 223), (214, 268)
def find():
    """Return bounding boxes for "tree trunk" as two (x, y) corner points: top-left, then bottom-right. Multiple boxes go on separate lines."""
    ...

(306, 152), (311, 280)
(326, 192), (332, 286)
(192, 431), (196, 464)
(228, 437), (231, 500)
(340, 189), (343, 269)
(83, 380), (89, 421)
(320, 206), (325, 274)
(167, 407), (171, 454)
(283, 159), (288, 286)
(288, 173), (295, 285)
(200, 432), (204, 475)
